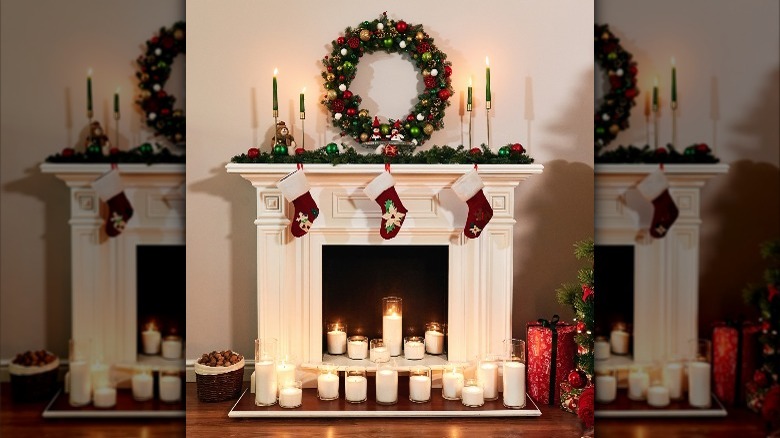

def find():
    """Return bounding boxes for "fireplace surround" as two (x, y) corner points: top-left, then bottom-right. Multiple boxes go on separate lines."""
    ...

(227, 163), (542, 380)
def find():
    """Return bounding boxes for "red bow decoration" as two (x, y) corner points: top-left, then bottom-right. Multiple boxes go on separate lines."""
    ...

(582, 284), (594, 301)
(769, 284), (779, 302)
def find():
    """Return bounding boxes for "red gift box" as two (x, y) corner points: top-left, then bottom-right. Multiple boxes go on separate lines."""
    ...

(527, 316), (576, 405)
(712, 321), (761, 405)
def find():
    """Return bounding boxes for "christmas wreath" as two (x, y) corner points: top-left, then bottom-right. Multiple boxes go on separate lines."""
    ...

(321, 12), (454, 147)
(136, 21), (186, 146)
(594, 24), (639, 153)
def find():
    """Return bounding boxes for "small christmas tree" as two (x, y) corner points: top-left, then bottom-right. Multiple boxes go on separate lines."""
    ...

(744, 239), (780, 420)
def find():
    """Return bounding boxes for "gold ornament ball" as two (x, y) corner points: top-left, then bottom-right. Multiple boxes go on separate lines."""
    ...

(141, 90), (151, 98)
(421, 99), (429, 106)
(423, 124), (434, 135)
(360, 132), (369, 142)
(415, 31), (424, 41)
(174, 133), (183, 141)
(326, 72), (335, 82)
(359, 109), (369, 117)
(173, 109), (183, 117)
(422, 69), (430, 77)
(174, 29), (184, 40)
(327, 89), (338, 100)
(359, 29), (371, 41)
(609, 124), (620, 134)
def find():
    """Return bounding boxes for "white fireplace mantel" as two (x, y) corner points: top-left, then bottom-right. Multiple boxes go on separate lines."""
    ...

(227, 163), (543, 374)
(595, 163), (729, 364)
(40, 163), (185, 365)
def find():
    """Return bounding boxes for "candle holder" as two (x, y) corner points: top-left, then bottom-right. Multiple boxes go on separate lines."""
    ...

(299, 111), (305, 150)
(276, 355), (297, 395)
(382, 297), (403, 357)
(671, 100), (678, 148)
(159, 367), (182, 403)
(478, 354), (500, 401)
(425, 322), (445, 355)
(467, 102), (473, 149)
(114, 111), (120, 151)
(369, 338), (390, 363)
(317, 362), (339, 401)
(131, 365), (154, 402)
(627, 363), (649, 401)
(93, 383), (117, 409)
(595, 368), (617, 404)
(254, 338), (278, 406)
(375, 362), (398, 405)
(594, 336), (610, 361)
(68, 338), (91, 407)
(486, 101), (492, 148)
(345, 366), (367, 403)
(326, 322), (347, 355)
(653, 102), (659, 150)
(404, 336), (425, 360)
(663, 357), (684, 400)
(609, 322), (630, 355)
(462, 378), (485, 407)
(409, 366), (432, 403)
(502, 339), (526, 409)
(442, 363), (465, 400)
(279, 380), (303, 408)
(141, 322), (162, 355)
(161, 335), (183, 360)
(347, 335), (368, 360)
(687, 339), (712, 408)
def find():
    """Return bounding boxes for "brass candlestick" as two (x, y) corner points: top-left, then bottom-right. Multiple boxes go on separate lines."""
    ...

(299, 111), (305, 149)
(652, 102), (659, 150)
(273, 109), (278, 144)
(671, 100), (678, 148)
(486, 100), (492, 148)
(467, 102), (473, 149)
(114, 111), (120, 150)
(87, 109), (94, 146)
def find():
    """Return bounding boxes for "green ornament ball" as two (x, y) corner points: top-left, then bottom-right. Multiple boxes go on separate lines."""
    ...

(607, 52), (618, 60)
(409, 126), (421, 138)
(343, 61), (354, 71)
(380, 124), (391, 135)
(86, 144), (102, 155)
(421, 52), (432, 62)
(498, 146), (510, 157)
(684, 146), (696, 155)
(596, 127), (605, 134)
(383, 37), (394, 48)
(273, 144), (288, 156)
(138, 143), (153, 154)
(325, 142), (340, 155)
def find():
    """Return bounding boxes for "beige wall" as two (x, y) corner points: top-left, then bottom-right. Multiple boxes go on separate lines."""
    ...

(596, 0), (780, 332)
(0, 0), (185, 360)
(186, 0), (595, 361)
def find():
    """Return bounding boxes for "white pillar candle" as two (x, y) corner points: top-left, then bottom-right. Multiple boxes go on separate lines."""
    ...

(276, 362), (296, 391)
(502, 361), (526, 408)
(383, 314), (403, 356)
(594, 339), (611, 360)
(409, 375), (431, 403)
(404, 339), (425, 360)
(142, 328), (161, 355)
(347, 338), (368, 360)
(279, 387), (303, 408)
(93, 387), (116, 408)
(317, 373), (339, 400)
(688, 362), (711, 408)
(610, 330), (629, 355)
(595, 375), (617, 403)
(370, 346), (390, 363)
(69, 360), (91, 406)
(90, 363), (109, 391)
(647, 385), (670, 407)
(663, 362), (684, 399)
(345, 375), (367, 403)
(375, 368), (398, 404)
(442, 370), (464, 400)
(425, 330), (444, 355)
(462, 385), (484, 407)
(628, 369), (649, 400)
(161, 337), (183, 359)
(132, 373), (154, 401)
(327, 330), (347, 355)
(255, 360), (277, 406)
(159, 375), (181, 403)
(478, 361), (499, 400)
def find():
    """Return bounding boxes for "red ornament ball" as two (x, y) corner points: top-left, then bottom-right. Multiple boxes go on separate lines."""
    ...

(654, 147), (668, 156)
(625, 88), (638, 98)
(510, 143), (525, 154)
(348, 37), (360, 49)
(443, 65), (453, 77)
(762, 320), (772, 332)
(567, 369), (586, 389)
(331, 99), (345, 113)
(469, 147), (482, 156)
(346, 108), (357, 117)
(424, 76), (437, 89)
(384, 144), (398, 158)
(295, 147), (305, 156)
(407, 114), (415, 122)
(109, 147), (119, 155)
(437, 89), (451, 100)
(337, 36), (346, 46)
(62, 147), (75, 157)
(576, 321), (587, 333)
(247, 147), (259, 159)
(342, 90), (353, 99)
(395, 21), (408, 33)
(696, 143), (711, 153)
(754, 369), (769, 387)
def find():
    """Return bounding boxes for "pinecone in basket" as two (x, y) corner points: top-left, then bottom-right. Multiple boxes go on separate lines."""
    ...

(12, 350), (56, 367)
(198, 350), (242, 367)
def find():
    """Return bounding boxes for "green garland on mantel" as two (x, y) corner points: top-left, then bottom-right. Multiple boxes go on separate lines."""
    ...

(45, 145), (184, 164)
(231, 144), (534, 165)
(595, 143), (720, 164)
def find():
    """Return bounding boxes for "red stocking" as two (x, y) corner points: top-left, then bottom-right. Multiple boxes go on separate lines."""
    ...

(637, 169), (679, 238)
(453, 170), (493, 238)
(91, 168), (133, 237)
(277, 169), (319, 237)
(364, 171), (407, 239)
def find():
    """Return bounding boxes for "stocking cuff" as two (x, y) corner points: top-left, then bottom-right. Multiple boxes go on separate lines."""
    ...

(277, 169), (310, 201)
(452, 169), (484, 201)
(364, 171), (395, 201)
(636, 169), (669, 200)
(91, 168), (124, 201)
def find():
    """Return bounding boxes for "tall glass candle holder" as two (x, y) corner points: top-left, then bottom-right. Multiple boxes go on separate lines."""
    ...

(159, 367), (182, 403)
(68, 339), (91, 407)
(610, 322), (630, 355)
(595, 368), (617, 404)
(627, 363), (649, 401)
(409, 366), (432, 403)
(462, 378), (485, 407)
(326, 322), (347, 355)
(345, 366), (367, 403)
(404, 336), (425, 360)
(317, 362), (339, 401)
(276, 355), (297, 396)
(442, 363), (465, 400)
(370, 338), (390, 363)
(663, 358), (684, 400)
(688, 339), (712, 408)
(478, 354), (500, 401)
(132, 365), (154, 401)
(375, 362), (398, 405)
(279, 380), (303, 408)
(425, 322), (445, 355)
(503, 339), (526, 409)
(255, 338), (278, 406)
(382, 297), (403, 357)
(347, 335), (368, 360)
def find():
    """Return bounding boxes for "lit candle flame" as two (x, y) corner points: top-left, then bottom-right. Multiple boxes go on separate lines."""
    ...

(116, 86), (121, 93)
(468, 77), (472, 87)
(485, 56), (489, 67)
(274, 67), (278, 77)
(671, 56), (676, 67)
(144, 321), (158, 331)
(301, 87), (306, 93)
(87, 68), (93, 77)
(654, 77), (659, 86)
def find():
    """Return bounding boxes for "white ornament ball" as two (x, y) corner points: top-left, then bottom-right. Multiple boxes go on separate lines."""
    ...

(154, 48), (162, 56)
(602, 113), (610, 121)
(375, 145), (385, 154)
(340, 48), (347, 56)
(339, 84), (347, 92)
(616, 68), (624, 76)
(152, 84), (161, 92)
(334, 113), (343, 120)
(148, 112), (157, 121)
(416, 113), (424, 121)
(430, 69), (438, 77)
(377, 23), (384, 30)
(399, 41), (407, 49)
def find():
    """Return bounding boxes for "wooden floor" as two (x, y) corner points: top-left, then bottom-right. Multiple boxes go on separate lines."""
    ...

(2, 381), (771, 437)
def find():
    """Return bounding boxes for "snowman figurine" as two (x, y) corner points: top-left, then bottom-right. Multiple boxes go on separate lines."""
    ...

(370, 116), (383, 141)
(389, 120), (405, 142)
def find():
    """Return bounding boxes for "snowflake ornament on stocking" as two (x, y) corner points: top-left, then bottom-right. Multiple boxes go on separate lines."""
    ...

(364, 171), (407, 239)
(91, 168), (133, 237)
(276, 169), (319, 237)
(452, 169), (493, 238)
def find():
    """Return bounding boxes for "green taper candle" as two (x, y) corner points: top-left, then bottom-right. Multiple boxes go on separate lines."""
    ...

(671, 57), (677, 104)
(485, 57), (491, 103)
(273, 68), (278, 111)
(87, 69), (93, 112)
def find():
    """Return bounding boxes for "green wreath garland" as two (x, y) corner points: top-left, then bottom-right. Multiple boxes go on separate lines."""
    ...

(321, 13), (454, 147)
(136, 21), (186, 146)
(594, 24), (639, 153)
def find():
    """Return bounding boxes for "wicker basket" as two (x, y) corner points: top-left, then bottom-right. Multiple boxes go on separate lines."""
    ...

(195, 359), (245, 402)
(9, 357), (60, 402)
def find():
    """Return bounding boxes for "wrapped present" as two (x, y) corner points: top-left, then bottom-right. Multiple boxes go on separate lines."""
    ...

(560, 380), (589, 413)
(712, 320), (761, 405)
(527, 315), (577, 405)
